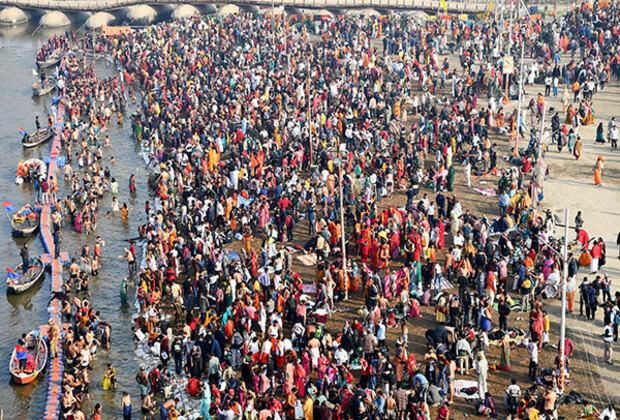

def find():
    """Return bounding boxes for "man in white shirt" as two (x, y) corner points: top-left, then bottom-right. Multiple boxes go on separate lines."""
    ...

(504, 379), (522, 420)
(456, 335), (472, 375)
(335, 346), (349, 366)
(377, 319), (386, 347)
(599, 403), (617, 420)
(526, 338), (539, 380)
(610, 123), (618, 151)
(476, 354), (489, 397)
(604, 321), (614, 364)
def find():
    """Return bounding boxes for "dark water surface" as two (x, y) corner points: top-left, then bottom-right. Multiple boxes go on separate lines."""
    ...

(0, 25), (146, 419)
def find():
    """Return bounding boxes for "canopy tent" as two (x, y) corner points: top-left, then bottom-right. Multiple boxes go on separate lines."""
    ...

(219, 4), (240, 16)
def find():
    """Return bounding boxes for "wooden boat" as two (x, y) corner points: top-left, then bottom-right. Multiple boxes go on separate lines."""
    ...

(22, 127), (53, 148)
(10, 204), (39, 236)
(6, 257), (44, 294)
(9, 329), (47, 384)
(32, 77), (56, 97)
(36, 51), (61, 69)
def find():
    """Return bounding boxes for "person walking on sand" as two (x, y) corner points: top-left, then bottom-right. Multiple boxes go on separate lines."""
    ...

(604, 320), (614, 364)
(610, 124), (618, 151)
(593, 156), (605, 186)
(573, 135), (582, 160)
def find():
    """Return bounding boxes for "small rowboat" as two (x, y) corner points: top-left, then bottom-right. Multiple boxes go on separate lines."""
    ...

(22, 128), (53, 148)
(10, 204), (39, 236)
(32, 77), (56, 97)
(36, 51), (61, 69)
(6, 257), (44, 294)
(9, 329), (47, 384)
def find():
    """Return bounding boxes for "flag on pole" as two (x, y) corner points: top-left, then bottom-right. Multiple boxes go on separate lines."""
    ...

(440, 0), (448, 12)
(18, 127), (27, 136)
(6, 267), (19, 279)
(2, 202), (16, 213)
(15, 343), (27, 359)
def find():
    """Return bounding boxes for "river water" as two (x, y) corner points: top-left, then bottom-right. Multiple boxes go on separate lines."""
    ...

(0, 25), (146, 419)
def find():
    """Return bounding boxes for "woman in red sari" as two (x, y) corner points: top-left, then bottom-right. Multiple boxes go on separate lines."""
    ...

(436, 219), (445, 249)
(389, 230), (400, 260)
(370, 238), (380, 268)
(358, 236), (370, 263)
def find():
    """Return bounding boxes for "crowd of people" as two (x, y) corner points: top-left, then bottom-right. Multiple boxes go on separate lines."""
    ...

(31, 2), (620, 419)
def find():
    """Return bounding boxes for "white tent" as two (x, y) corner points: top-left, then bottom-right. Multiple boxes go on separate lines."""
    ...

(0, 7), (28, 25)
(219, 4), (240, 16)
(85, 12), (115, 29)
(127, 5), (157, 25)
(40, 11), (71, 28)
(172, 5), (200, 20)
(406, 10), (430, 21)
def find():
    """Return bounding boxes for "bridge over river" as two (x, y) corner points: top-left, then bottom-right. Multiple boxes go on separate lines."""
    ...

(0, 0), (491, 15)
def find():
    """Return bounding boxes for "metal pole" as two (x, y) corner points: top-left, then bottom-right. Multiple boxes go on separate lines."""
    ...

(307, 54), (313, 167)
(515, 34), (525, 155)
(506, 3), (514, 54)
(499, 0), (505, 51)
(282, 0), (288, 68)
(338, 157), (347, 300)
(538, 103), (546, 161)
(558, 208), (569, 393)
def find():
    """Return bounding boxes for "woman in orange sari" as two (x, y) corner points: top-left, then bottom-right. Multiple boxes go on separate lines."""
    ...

(573, 136), (582, 160)
(593, 156), (605, 185)
(565, 104), (576, 125)
(496, 108), (505, 129)
(582, 102), (595, 126)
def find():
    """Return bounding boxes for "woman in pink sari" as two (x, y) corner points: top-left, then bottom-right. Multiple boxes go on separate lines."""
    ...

(384, 274), (392, 299)
(542, 257), (554, 281)
(436, 219), (445, 249)
(74, 212), (83, 233)
(258, 201), (270, 230)
(283, 362), (294, 395)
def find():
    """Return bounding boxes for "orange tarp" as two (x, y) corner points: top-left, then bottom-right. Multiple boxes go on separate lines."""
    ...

(102, 25), (132, 37)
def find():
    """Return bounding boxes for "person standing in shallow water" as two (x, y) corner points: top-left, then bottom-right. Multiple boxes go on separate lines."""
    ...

(122, 392), (132, 420)
(129, 174), (136, 194)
